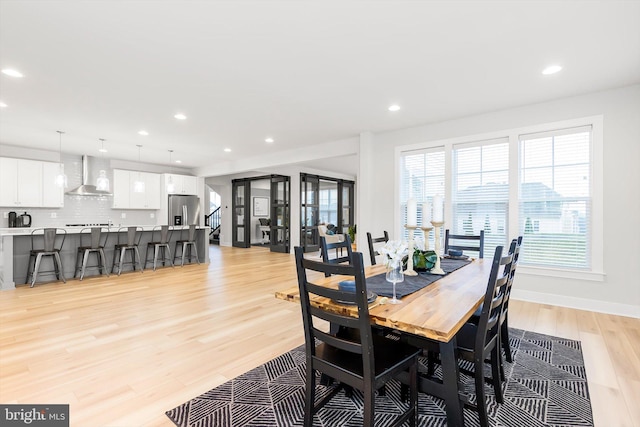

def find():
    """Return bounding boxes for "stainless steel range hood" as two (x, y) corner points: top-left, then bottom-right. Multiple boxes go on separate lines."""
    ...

(66, 155), (113, 196)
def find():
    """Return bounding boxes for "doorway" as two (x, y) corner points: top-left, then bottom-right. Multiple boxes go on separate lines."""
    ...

(300, 173), (354, 253)
(232, 174), (290, 253)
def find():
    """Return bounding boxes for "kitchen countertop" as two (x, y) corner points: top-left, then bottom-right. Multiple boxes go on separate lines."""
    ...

(0, 225), (209, 237)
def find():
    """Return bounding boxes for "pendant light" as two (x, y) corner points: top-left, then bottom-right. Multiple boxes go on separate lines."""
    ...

(55, 130), (68, 188)
(133, 144), (145, 193)
(96, 138), (110, 191)
(166, 150), (176, 193)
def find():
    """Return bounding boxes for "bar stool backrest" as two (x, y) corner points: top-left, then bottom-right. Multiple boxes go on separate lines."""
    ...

(117, 226), (142, 246)
(32, 228), (66, 252)
(186, 225), (196, 241)
(81, 227), (109, 249)
(153, 225), (172, 244)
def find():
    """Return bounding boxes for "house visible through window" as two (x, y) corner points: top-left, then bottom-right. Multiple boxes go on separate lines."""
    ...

(518, 126), (592, 269)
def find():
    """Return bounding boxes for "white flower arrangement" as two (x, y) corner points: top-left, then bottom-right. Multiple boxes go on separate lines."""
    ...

(377, 240), (408, 267)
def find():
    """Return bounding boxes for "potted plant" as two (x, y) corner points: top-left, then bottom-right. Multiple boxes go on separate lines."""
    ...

(348, 224), (357, 249)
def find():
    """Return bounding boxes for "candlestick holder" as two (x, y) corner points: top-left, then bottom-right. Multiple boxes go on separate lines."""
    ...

(430, 220), (445, 275)
(404, 225), (418, 276)
(419, 226), (433, 251)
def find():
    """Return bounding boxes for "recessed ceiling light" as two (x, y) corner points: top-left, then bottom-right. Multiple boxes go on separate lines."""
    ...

(1, 69), (23, 78)
(175, 160), (182, 164)
(0, 101), (7, 108)
(542, 65), (562, 75)
(265, 137), (274, 143)
(224, 148), (231, 152)
(98, 148), (108, 153)
(174, 113), (187, 120)
(388, 104), (401, 112)
(138, 130), (149, 136)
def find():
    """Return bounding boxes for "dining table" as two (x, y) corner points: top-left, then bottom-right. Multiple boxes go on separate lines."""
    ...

(275, 256), (493, 427)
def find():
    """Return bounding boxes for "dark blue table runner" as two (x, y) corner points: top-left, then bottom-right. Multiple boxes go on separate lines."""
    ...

(366, 258), (471, 298)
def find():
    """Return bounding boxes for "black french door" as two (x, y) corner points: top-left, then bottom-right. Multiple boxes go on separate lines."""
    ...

(270, 175), (290, 253)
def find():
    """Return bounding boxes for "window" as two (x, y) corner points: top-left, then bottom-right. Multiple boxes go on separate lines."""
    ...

(519, 126), (592, 269)
(396, 117), (603, 278)
(452, 138), (509, 257)
(400, 148), (444, 245)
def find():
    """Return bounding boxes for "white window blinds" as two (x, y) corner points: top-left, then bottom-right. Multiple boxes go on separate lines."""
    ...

(400, 148), (445, 244)
(452, 138), (509, 257)
(518, 126), (592, 269)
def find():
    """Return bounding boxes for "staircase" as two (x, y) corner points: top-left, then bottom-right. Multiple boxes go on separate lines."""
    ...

(205, 207), (221, 245)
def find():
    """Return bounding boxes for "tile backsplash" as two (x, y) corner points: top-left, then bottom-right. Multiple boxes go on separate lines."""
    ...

(1, 153), (161, 228)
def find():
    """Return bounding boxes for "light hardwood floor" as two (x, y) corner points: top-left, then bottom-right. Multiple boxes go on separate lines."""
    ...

(0, 245), (638, 426)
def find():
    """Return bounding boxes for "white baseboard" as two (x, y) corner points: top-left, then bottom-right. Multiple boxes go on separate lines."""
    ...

(511, 289), (640, 319)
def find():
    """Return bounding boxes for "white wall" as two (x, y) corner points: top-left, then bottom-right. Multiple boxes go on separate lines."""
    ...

(359, 84), (640, 317)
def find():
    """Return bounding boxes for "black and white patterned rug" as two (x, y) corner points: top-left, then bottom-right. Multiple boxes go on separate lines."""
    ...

(166, 328), (593, 426)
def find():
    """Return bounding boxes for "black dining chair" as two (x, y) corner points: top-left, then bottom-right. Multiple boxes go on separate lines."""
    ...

(294, 246), (420, 427)
(427, 245), (513, 427)
(498, 235), (523, 364)
(366, 231), (389, 265)
(445, 229), (485, 258)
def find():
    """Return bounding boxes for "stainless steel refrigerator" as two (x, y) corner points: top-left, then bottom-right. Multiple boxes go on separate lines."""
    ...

(168, 195), (201, 226)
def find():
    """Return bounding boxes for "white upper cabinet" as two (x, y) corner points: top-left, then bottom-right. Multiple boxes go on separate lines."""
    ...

(0, 157), (54, 207)
(41, 162), (64, 207)
(165, 174), (197, 195)
(112, 169), (161, 210)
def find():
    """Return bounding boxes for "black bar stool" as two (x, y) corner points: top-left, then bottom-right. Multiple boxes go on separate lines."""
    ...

(144, 225), (174, 271)
(112, 226), (143, 275)
(174, 225), (200, 266)
(25, 228), (66, 287)
(74, 227), (110, 280)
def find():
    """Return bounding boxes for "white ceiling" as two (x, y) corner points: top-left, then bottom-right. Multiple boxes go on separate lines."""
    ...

(1, 1), (638, 174)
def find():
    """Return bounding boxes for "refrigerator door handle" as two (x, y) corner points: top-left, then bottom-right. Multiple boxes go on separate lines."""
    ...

(183, 205), (188, 224)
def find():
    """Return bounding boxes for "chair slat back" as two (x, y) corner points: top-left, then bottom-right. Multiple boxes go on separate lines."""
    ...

(295, 247), (374, 365)
(445, 229), (485, 258)
(320, 234), (353, 265)
(501, 236), (522, 323)
(475, 245), (513, 352)
(366, 231), (389, 265)
(80, 227), (107, 249)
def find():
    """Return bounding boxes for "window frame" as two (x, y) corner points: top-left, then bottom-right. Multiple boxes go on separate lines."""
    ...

(394, 115), (604, 281)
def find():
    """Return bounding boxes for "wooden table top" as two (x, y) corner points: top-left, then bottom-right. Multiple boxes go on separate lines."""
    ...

(275, 258), (492, 343)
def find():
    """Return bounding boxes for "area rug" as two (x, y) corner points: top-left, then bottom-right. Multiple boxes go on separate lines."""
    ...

(166, 328), (593, 426)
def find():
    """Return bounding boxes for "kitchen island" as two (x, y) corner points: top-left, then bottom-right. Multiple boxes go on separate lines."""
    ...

(0, 225), (210, 290)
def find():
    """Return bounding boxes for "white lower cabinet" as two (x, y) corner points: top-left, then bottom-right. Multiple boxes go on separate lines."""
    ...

(113, 169), (161, 209)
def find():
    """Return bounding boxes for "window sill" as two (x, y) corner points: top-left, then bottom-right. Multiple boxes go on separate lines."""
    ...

(518, 266), (606, 282)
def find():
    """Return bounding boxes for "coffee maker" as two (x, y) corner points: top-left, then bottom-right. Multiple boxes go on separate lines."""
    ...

(8, 211), (17, 228)
(16, 212), (32, 227)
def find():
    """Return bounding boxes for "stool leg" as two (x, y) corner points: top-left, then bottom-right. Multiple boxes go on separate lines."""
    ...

(134, 247), (143, 272)
(99, 249), (109, 276)
(166, 245), (174, 267)
(31, 253), (44, 287)
(118, 247), (126, 275)
(25, 253), (35, 285)
(192, 243), (199, 264)
(182, 242), (187, 266)
(80, 249), (90, 280)
(54, 252), (66, 283)
(153, 244), (159, 271)
(74, 249), (82, 279)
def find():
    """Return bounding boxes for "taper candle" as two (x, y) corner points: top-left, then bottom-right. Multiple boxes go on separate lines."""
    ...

(433, 194), (444, 222)
(407, 198), (417, 226)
